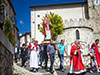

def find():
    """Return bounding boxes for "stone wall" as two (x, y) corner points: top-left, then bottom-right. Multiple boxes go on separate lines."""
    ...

(87, 0), (100, 19)
(87, 0), (100, 44)
(54, 55), (90, 67)
(47, 53), (91, 68)
(63, 18), (93, 28)
(0, 29), (14, 75)
(92, 17), (100, 47)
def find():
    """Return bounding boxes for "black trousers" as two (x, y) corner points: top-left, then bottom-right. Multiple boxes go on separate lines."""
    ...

(44, 53), (48, 68)
(21, 56), (27, 67)
(15, 53), (18, 63)
(40, 52), (48, 68)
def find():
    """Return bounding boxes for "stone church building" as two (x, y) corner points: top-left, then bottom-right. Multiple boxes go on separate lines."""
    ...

(30, 0), (100, 55)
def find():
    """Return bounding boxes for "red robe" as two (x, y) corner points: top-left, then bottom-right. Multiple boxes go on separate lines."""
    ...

(70, 45), (85, 70)
(91, 43), (100, 66)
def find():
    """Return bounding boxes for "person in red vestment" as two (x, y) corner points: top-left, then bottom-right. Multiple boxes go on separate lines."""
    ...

(70, 40), (86, 74)
(91, 39), (100, 68)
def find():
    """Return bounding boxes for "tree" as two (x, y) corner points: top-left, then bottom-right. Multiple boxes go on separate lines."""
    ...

(40, 12), (64, 40)
(3, 19), (15, 46)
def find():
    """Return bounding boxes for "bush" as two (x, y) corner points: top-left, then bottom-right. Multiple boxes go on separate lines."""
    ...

(3, 19), (15, 46)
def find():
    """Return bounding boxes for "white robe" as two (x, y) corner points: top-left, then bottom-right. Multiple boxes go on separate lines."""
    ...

(30, 43), (38, 68)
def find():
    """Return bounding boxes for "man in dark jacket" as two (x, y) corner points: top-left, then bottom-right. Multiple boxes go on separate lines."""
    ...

(21, 44), (27, 67)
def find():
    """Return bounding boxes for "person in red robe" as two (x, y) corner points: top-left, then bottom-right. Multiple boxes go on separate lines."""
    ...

(70, 40), (86, 74)
(91, 39), (100, 67)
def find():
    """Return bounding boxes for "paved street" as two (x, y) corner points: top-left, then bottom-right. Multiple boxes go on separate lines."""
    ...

(14, 62), (100, 75)
(56, 68), (100, 75)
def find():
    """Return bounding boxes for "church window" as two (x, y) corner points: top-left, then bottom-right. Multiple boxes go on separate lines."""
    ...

(45, 14), (48, 17)
(37, 15), (40, 17)
(38, 24), (40, 30)
(76, 30), (80, 40)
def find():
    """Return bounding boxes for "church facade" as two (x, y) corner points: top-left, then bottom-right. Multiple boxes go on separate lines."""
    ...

(30, 0), (100, 55)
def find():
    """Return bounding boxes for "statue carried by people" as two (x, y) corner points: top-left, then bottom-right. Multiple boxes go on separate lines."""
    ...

(43, 14), (52, 40)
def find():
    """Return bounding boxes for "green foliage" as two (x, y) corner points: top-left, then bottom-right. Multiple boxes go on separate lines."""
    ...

(3, 19), (15, 46)
(40, 12), (64, 40)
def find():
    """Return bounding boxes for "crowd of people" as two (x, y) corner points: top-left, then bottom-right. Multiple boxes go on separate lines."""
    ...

(14, 38), (100, 74)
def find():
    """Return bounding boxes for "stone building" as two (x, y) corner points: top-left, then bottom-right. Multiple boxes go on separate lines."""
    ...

(0, 0), (19, 43)
(30, 0), (89, 44)
(30, 0), (100, 55)
(58, 0), (100, 55)
(19, 32), (31, 47)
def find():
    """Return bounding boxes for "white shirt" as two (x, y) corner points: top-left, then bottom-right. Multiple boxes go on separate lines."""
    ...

(15, 47), (18, 53)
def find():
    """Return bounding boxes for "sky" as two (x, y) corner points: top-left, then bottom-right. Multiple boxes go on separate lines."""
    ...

(11, 0), (86, 34)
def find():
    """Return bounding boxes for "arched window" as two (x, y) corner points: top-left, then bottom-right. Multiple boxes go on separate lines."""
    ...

(76, 30), (80, 40)
(38, 24), (40, 30)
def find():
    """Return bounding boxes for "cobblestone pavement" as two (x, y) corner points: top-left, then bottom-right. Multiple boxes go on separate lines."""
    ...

(13, 62), (57, 75)
(56, 67), (100, 75)
(13, 61), (100, 75)
(13, 63), (42, 75)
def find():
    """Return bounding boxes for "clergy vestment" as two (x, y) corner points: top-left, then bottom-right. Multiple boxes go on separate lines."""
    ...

(30, 43), (38, 68)
(70, 44), (86, 74)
